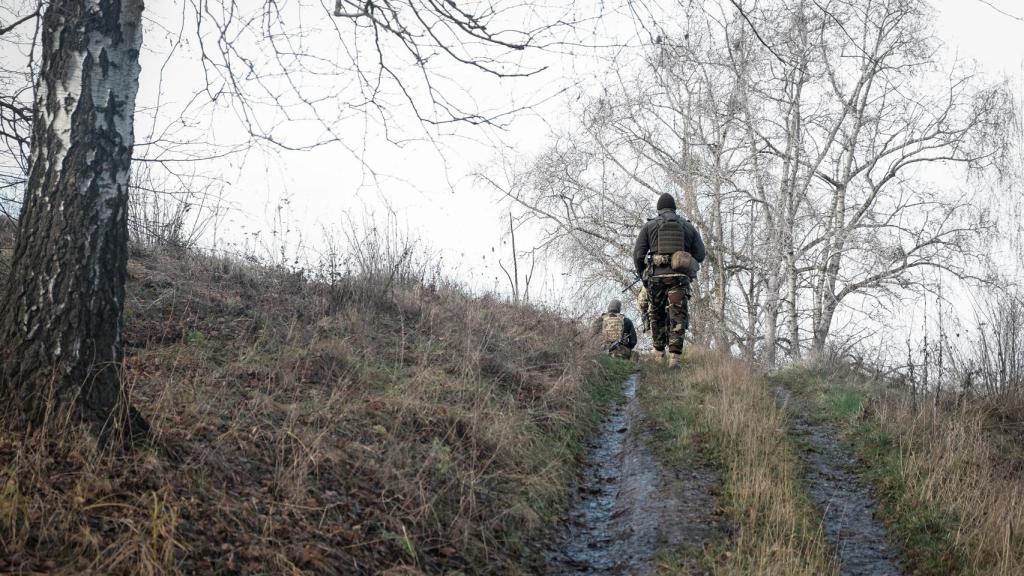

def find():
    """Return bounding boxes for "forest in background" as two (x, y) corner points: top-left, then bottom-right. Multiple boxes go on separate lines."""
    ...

(481, 0), (1024, 401)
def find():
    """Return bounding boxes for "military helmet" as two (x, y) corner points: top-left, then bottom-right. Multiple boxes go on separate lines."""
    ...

(608, 299), (622, 313)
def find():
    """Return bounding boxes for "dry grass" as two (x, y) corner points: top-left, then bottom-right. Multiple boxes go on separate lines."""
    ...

(864, 390), (1024, 574)
(641, 351), (836, 575)
(0, 246), (619, 574)
(779, 367), (1024, 575)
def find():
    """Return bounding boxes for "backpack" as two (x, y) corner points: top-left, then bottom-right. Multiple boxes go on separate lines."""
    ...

(601, 313), (625, 345)
(654, 214), (698, 276)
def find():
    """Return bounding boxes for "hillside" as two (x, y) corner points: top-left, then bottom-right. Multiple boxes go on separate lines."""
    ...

(3, 240), (1023, 575)
(0, 246), (632, 574)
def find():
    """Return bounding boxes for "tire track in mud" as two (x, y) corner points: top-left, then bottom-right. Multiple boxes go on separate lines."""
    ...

(775, 386), (903, 576)
(545, 373), (724, 575)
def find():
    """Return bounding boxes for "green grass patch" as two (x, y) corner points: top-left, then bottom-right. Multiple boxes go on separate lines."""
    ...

(588, 355), (635, 408)
(638, 363), (717, 467)
(823, 387), (866, 422)
(773, 369), (969, 575)
(844, 419), (967, 574)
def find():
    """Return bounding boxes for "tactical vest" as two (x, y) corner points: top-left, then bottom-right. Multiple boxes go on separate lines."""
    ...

(654, 213), (686, 255)
(601, 313), (625, 345)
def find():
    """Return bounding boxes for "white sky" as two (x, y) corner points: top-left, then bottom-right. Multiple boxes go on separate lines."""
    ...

(3, 0), (1023, 311)
(169, 0), (1024, 300)
(127, 0), (644, 300)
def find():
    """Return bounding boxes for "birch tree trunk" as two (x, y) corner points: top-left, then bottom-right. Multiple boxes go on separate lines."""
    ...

(762, 262), (782, 368)
(0, 0), (147, 440)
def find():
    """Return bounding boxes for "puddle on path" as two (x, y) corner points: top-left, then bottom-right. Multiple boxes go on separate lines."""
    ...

(775, 387), (903, 576)
(545, 373), (723, 575)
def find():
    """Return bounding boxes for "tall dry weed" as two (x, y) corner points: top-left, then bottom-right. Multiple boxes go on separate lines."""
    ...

(692, 352), (837, 576)
(870, 392), (1024, 574)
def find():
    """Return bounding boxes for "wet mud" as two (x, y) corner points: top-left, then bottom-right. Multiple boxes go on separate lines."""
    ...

(775, 387), (903, 576)
(545, 374), (723, 575)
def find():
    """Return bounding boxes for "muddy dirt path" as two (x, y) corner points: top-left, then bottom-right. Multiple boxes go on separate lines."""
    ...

(545, 373), (723, 575)
(775, 387), (903, 576)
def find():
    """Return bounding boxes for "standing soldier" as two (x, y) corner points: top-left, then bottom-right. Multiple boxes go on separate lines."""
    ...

(593, 299), (638, 360)
(633, 193), (706, 367)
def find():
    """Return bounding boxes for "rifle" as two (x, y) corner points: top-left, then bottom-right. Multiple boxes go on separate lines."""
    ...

(608, 338), (628, 354)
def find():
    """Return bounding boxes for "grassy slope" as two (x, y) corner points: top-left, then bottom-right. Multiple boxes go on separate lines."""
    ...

(0, 247), (633, 575)
(775, 367), (1024, 576)
(639, 351), (836, 576)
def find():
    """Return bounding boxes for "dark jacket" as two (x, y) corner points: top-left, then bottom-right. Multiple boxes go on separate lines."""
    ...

(591, 313), (638, 349)
(620, 316), (638, 348)
(633, 208), (706, 278)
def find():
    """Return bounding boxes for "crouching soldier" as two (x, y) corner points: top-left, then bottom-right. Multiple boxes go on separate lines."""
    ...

(633, 193), (706, 367)
(593, 299), (637, 360)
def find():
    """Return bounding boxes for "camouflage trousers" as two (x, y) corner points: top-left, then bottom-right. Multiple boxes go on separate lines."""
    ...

(648, 276), (690, 354)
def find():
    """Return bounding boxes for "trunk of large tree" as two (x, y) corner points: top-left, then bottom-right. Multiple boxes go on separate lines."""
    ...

(786, 248), (801, 361)
(710, 140), (730, 352)
(762, 266), (781, 369)
(0, 0), (146, 440)
(743, 264), (758, 362)
(810, 297), (837, 362)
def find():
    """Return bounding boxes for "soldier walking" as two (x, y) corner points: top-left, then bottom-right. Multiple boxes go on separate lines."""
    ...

(633, 193), (706, 367)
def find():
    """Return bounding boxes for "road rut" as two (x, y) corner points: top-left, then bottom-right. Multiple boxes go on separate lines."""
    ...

(776, 387), (903, 576)
(545, 373), (723, 575)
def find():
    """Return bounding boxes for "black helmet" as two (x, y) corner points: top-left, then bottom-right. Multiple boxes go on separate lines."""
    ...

(608, 299), (622, 313)
(656, 193), (676, 211)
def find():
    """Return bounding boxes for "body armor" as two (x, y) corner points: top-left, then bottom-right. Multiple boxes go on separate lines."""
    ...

(654, 213), (686, 255)
(601, 313), (626, 345)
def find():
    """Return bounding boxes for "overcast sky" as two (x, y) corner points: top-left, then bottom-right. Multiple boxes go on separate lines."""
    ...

(4, 0), (1021, 304)
(158, 0), (1019, 301)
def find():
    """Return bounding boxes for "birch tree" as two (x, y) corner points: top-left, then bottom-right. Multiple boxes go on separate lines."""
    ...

(0, 0), (579, 438)
(0, 0), (147, 438)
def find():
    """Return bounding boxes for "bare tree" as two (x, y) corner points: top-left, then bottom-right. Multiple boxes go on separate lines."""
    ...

(793, 0), (1008, 360)
(498, 211), (538, 303)
(0, 0), (580, 437)
(497, 0), (1011, 366)
(0, 1), (40, 218)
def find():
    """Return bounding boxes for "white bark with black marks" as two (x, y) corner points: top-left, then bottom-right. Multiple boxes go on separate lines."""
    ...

(1, 0), (146, 440)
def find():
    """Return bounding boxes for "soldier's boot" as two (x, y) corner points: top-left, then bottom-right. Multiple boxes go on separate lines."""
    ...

(667, 352), (682, 369)
(652, 349), (666, 364)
